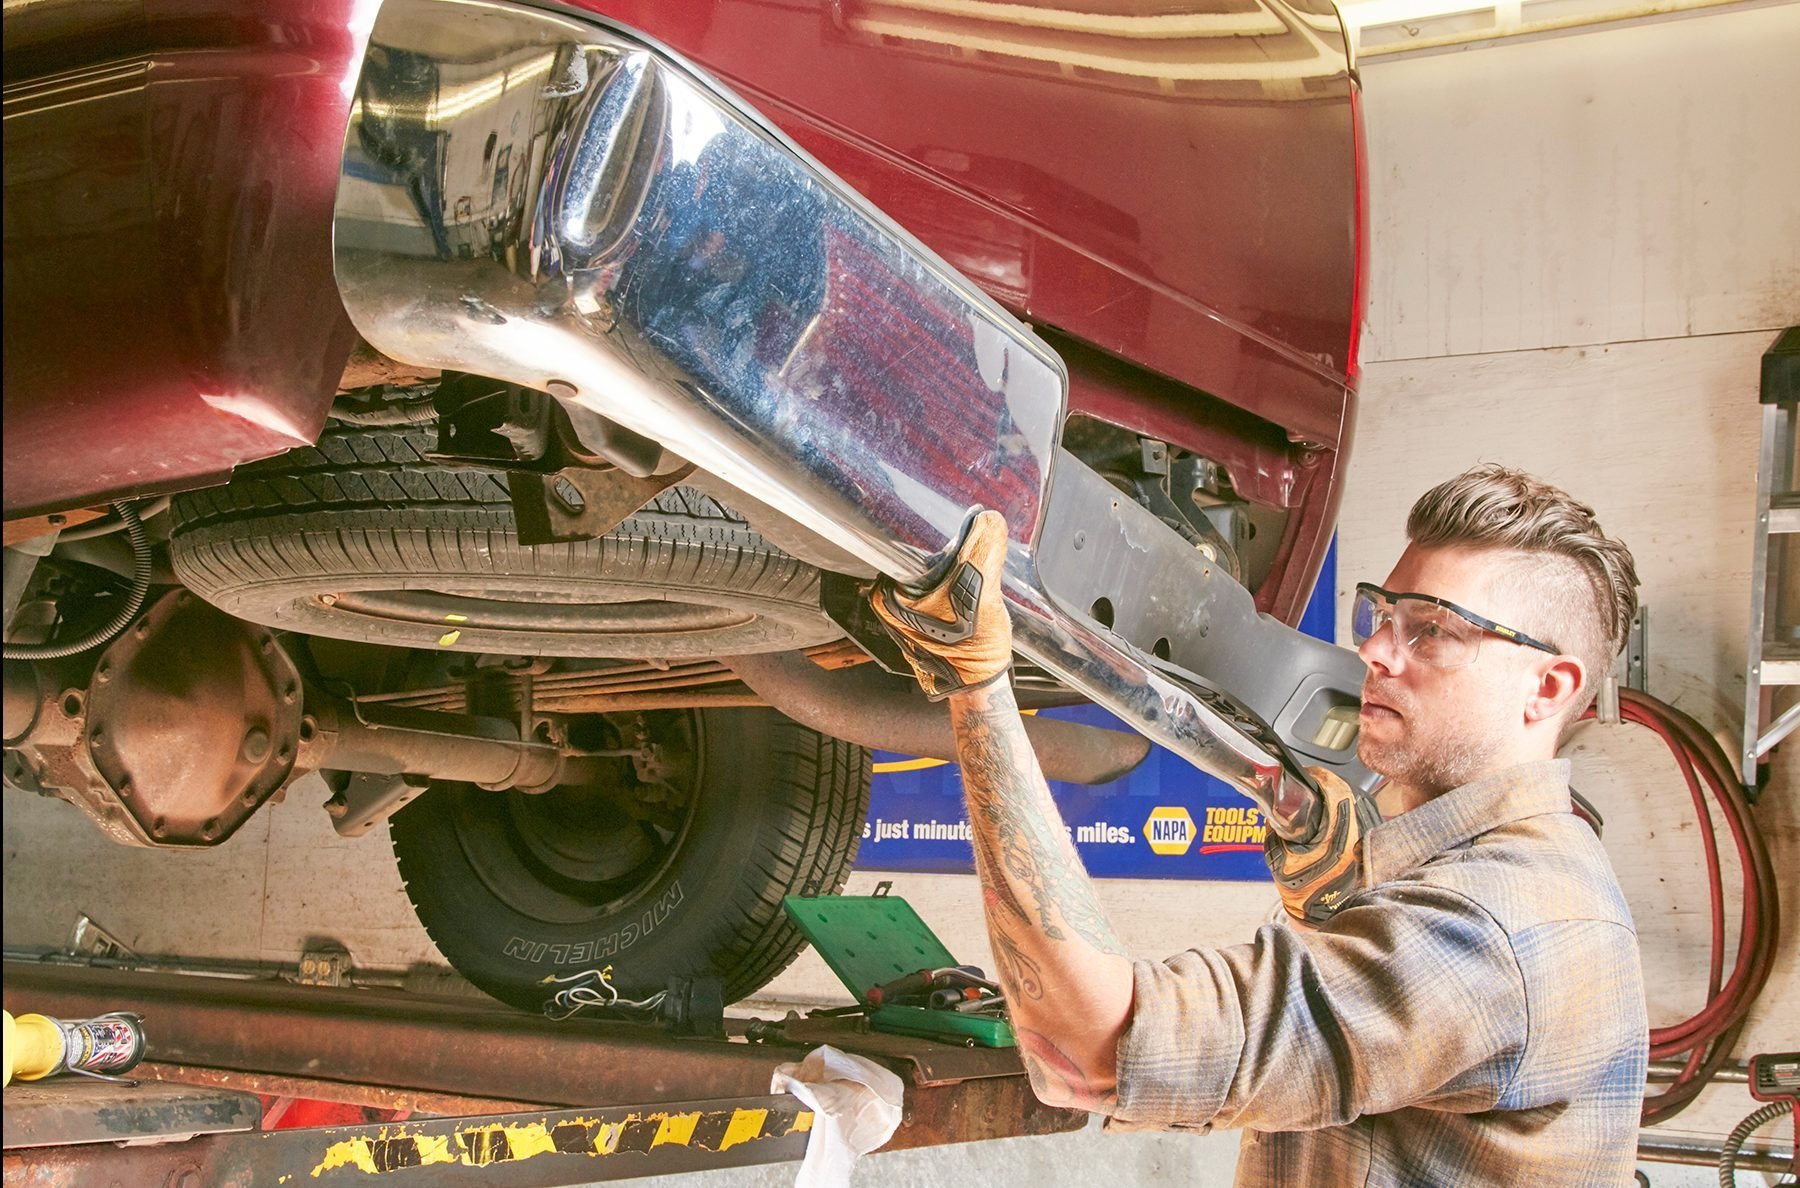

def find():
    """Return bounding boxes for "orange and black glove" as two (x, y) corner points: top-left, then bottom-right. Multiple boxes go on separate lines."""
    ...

(869, 509), (1013, 700)
(1264, 767), (1384, 925)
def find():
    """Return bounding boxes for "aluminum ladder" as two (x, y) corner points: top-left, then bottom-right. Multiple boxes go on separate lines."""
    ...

(1743, 326), (1800, 798)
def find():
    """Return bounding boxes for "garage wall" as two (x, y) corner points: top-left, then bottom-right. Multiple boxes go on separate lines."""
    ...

(2, 3), (1795, 1181)
(1360, 0), (1800, 363)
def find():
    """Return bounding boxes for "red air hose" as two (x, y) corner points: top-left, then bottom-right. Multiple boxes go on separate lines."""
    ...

(1579, 688), (1782, 1125)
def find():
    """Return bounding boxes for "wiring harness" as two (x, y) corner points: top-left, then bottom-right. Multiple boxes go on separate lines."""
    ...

(539, 966), (667, 1022)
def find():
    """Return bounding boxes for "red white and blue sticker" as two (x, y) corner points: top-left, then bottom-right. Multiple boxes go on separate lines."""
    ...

(854, 543), (1337, 882)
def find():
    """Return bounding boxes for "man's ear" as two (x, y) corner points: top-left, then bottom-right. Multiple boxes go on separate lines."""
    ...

(1524, 654), (1586, 725)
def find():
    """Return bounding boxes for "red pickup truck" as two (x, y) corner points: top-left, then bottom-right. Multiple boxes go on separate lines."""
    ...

(3, 0), (1367, 1011)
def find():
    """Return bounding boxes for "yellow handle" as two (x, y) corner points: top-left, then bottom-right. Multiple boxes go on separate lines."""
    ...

(3, 1010), (67, 1086)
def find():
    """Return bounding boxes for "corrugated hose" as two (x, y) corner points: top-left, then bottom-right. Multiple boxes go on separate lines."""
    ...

(1718, 1099), (1795, 1187)
(4, 501), (151, 661)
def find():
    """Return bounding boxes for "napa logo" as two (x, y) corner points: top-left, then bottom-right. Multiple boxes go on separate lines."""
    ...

(1143, 806), (1196, 856)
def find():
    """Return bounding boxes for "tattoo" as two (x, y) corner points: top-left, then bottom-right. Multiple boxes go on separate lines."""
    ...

(978, 850), (1032, 927)
(964, 732), (1062, 938)
(952, 694), (1127, 957)
(976, 829), (1045, 1000)
(1016, 1027), (1119, 1113)
(985, 919), (1044, 1000)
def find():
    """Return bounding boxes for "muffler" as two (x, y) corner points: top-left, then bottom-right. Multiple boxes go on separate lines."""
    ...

(723, 652), (1149, 787)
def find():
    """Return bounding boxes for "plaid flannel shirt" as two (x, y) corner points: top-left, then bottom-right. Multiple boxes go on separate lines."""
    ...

(1110, 759), (1648, 1187)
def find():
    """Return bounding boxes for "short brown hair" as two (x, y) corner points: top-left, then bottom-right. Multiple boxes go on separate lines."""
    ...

(1407, 465), (1639, 717)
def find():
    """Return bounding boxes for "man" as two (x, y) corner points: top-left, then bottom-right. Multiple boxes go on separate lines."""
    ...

(870, 464), (1649, 1187)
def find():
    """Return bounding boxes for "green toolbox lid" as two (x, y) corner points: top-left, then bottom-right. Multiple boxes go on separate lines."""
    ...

(782, 894), (957, 1005)
(781, 893), (1015, 1049)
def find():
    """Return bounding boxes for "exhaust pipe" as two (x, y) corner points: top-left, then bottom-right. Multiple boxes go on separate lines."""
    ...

(725, 652), (1149, 787)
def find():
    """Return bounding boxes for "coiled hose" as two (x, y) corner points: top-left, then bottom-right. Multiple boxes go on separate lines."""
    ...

(1581, 689), (1782, 1126)
(1717, 1099), (1795, 1187)
(4, 501), (151, 661)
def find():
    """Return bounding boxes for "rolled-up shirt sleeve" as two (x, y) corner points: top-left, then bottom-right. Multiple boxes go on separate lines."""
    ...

(1110, 881), (1529, 1133)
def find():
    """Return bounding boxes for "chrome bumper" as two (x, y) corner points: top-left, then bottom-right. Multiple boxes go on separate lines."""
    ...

(331, 0), (1370, 838)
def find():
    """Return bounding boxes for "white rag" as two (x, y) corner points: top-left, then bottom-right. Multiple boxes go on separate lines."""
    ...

(770, 1044), (904, 1187)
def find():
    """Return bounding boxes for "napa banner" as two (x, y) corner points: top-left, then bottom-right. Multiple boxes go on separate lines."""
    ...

(854, 543), (1339, 881)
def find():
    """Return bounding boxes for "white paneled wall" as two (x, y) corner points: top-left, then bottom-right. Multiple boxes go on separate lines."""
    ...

(1360, 1), (1800, 363)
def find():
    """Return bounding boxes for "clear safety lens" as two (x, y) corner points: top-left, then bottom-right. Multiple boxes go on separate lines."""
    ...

(1352, 586), (1484, 668)
(1395, 600), (1483, 667)
(1350, 586), (1386, 646)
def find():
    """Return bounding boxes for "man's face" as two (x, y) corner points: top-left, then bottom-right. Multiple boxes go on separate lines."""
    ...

(1356, 544), (1539, 794)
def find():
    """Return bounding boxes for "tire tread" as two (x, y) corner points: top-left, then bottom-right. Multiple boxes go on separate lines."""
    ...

(168, 422), (833, 658)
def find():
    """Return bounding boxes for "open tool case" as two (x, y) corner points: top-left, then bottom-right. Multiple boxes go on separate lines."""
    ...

(782, 894), (1015, 1048)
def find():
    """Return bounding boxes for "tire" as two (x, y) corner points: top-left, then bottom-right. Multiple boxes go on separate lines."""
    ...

(387, 708), (871, 1007)
(167, 422), (839, 658)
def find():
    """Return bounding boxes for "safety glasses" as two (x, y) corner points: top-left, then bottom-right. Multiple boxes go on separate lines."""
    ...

(1351, 582), (1560, 669)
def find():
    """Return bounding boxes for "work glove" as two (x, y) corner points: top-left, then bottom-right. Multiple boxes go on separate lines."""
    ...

(1264, 767), (1384, 925)
(869, 509), (1013, 700)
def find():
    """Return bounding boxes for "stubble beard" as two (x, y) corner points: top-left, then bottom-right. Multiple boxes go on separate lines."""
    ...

(1358, 715), (1503, 798)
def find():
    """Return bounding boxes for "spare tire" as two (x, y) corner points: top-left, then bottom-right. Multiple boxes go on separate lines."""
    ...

(388, 707), (871, 1007)
(168, 421), (839, 658)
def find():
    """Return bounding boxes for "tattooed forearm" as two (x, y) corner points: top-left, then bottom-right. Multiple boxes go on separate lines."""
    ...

(975, 828), (1047, 1000)
(953, 693), (1127, 957)
(949, 679), (1132, 1114)
(972, 780), (1066, 940)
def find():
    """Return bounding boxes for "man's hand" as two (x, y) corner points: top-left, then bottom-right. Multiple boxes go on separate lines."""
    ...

(870, 509), (1013, 700)
(1264, 768), (1384, 925)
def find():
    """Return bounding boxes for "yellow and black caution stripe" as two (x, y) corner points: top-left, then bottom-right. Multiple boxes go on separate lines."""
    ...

(287, 1098), (812, 1183)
